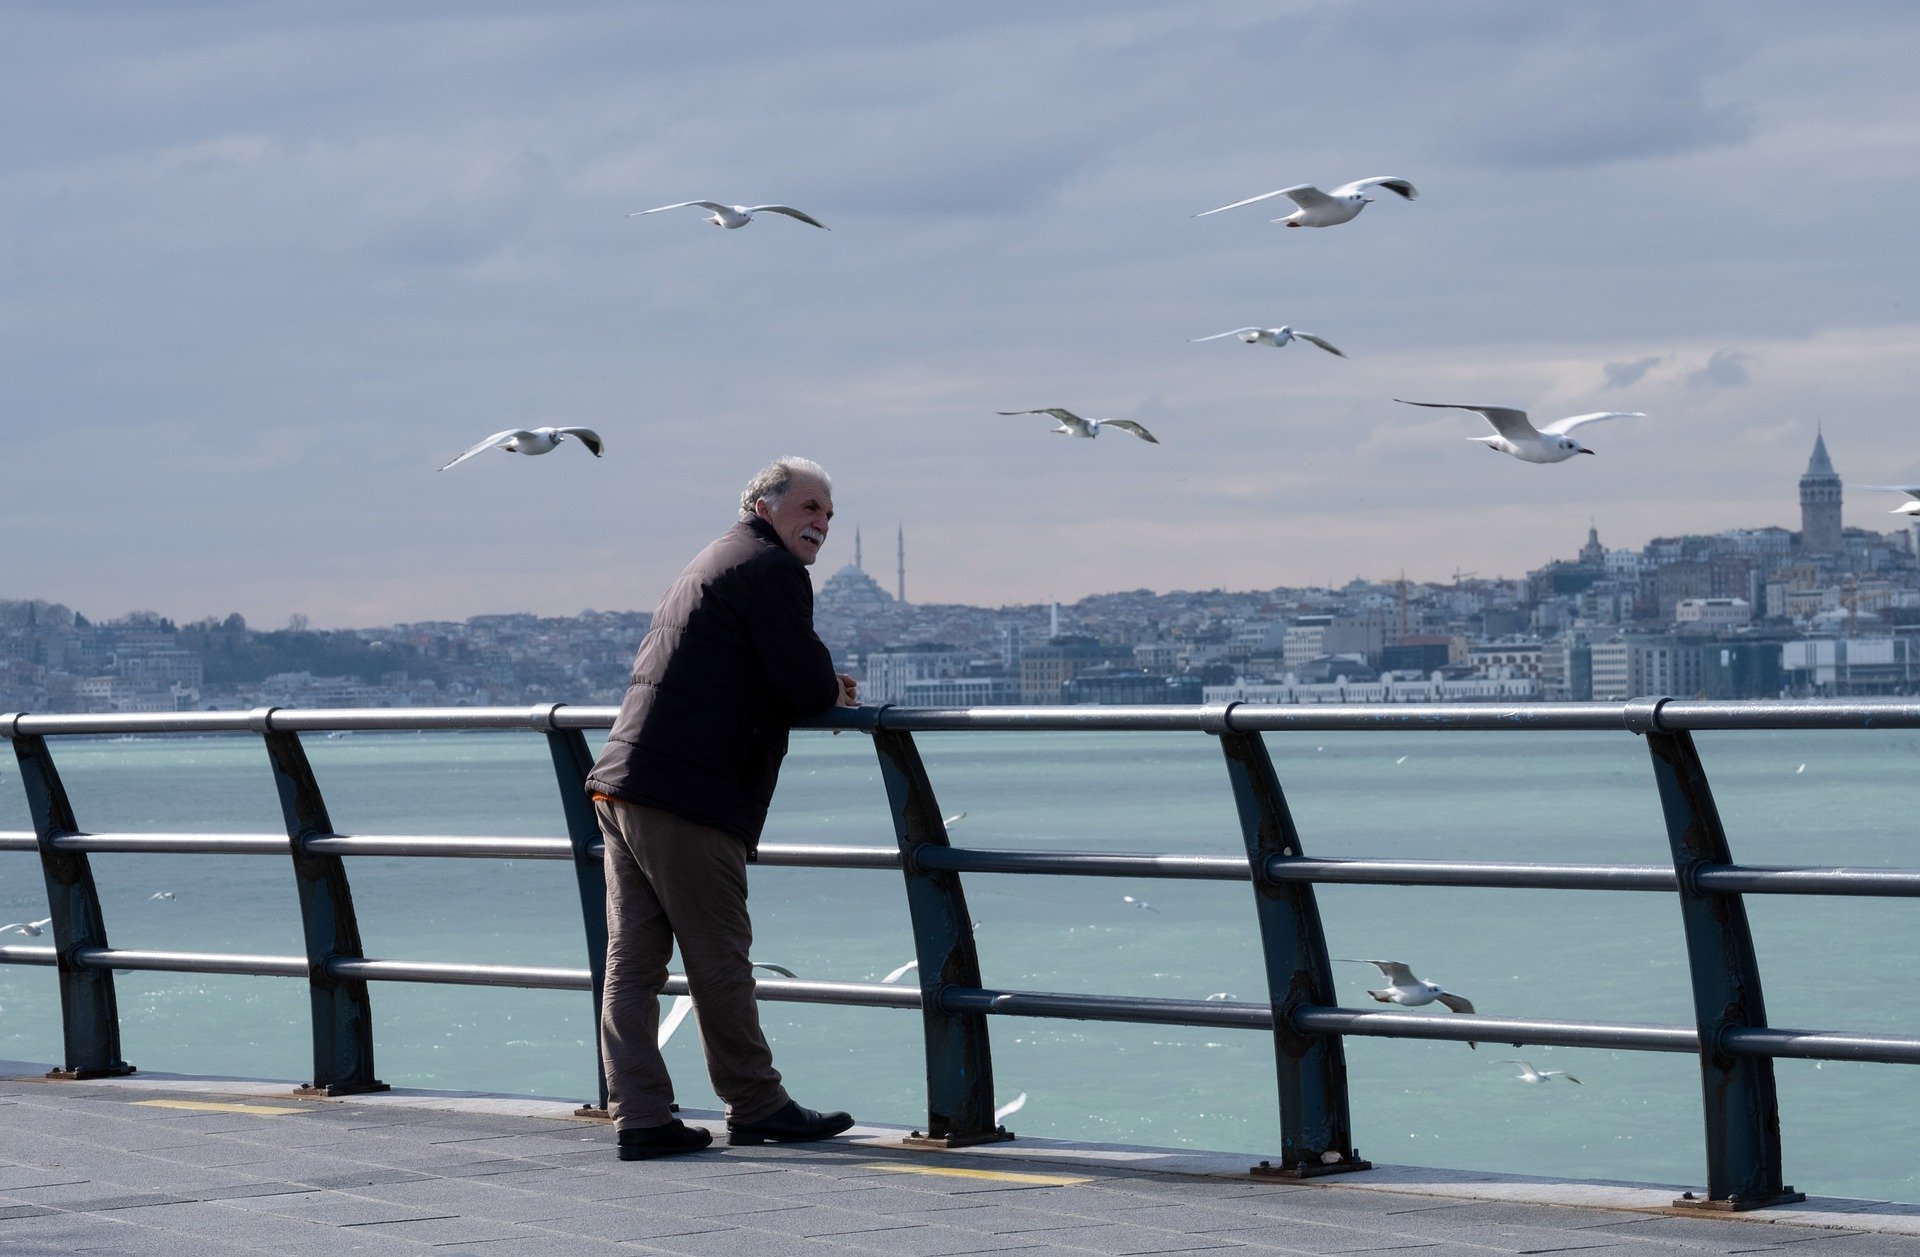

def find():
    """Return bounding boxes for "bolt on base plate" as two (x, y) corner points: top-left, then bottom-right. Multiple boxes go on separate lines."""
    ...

(902, 1126), (1016, 1149)
(46, 1063), (137, 1081)
(1671, 1187), (1805, 1212)
(1251, 1156), (1373, 1179)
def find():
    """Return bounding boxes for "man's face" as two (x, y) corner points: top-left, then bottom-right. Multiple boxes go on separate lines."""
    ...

(755, 473), (833, 566)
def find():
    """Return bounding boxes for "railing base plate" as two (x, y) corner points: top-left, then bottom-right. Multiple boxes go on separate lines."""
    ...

(1251, 1157), (1373, 1180)
(46, 1063), (136, 1082)
(903, 1127), (1015, 1149)
(296, 1080), (390, 1098)
(1670, 1188), (1805, 1212)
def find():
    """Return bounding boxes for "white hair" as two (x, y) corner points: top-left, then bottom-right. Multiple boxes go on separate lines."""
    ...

(740, 456), (831, 518)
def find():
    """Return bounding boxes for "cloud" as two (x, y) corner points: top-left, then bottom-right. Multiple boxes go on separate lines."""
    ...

(1602, 355), (1662, 390)
(1687, 348), (1754, 389)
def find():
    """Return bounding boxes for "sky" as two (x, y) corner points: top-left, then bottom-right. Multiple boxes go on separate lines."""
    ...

(5, 1), (1918, 628)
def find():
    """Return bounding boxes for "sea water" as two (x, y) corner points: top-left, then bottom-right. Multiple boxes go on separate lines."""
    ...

(1, 724), (1916, 1203)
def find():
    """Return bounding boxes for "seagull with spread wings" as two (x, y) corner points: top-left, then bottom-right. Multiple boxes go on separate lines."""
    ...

(998, 408), (1159, 444)
(631, 201), (828, 230)
(1191, 326), (1344, 356)
(1503, 1059), (1582, 1085)
(1338, 958), (1475, 1014)
(439, 427), (604, 472)
(1394, 400), (1642, 464)
(1859, 485), (1920, 516)
(0, 917), (52, 937)
(658, 963), (800, 1048)
(1196, 177), (1417, 228)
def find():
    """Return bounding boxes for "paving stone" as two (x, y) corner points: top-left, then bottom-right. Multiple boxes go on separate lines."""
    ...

(518, 1205), (738, 1242)
(344, 1212), (529, 1244)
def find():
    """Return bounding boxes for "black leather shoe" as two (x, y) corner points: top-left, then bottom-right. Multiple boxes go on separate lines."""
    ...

(617, 1119), (714, 1161)
(727, 1100), (855, 1146)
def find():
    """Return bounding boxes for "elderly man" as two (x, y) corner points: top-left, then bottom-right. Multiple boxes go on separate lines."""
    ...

(586, 456), (860, 1160)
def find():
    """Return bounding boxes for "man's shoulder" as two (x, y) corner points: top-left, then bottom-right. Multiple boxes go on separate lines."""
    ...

(708, 521), (804, 583)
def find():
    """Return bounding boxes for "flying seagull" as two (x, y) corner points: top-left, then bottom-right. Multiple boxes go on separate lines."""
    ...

(658, 962), (800, 1047)
(148, 891), (176, 901)
(1191, 326), (1344, 357)
(1503, 1059), (1581, 1085)
(994, 1092), (1027, 1122)
(631, 201), (829, 230)
(881, 960), (919, 985)
(1121, 895), (1157, 912)
(439, 427), (605, 472)
(1394, 401), (1642, 464)
(1338, 959), (1475, 1014)
(0, 918), (52, 937)
(998, 408), (1159, 443)
(1196, 177), (1417, 228)
(1859, 485), (1920, 516)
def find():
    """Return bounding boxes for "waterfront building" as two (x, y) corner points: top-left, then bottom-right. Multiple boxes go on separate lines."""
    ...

(1782, 636), (1920, 695)
(895, 673), (1018, 706)
(864, 643), (964, 705)
(1061, 667), (1203, 705)
(1466, 639), (1545, 680)
(1017, 635), (1117, 704)
(1205, 675), (1540, 705)
(1589, 636), (1705, 701)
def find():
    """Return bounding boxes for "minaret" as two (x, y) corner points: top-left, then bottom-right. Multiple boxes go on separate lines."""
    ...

(896, 524), (906, 605)
(854, 527), (863, 571)
(1799, 427), (1843, 555)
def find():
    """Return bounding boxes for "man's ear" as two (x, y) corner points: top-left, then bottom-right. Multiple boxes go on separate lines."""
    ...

(752, 498), (771, 522)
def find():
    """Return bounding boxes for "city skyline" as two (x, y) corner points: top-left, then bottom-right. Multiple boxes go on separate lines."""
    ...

(6, 4), (1918, 627)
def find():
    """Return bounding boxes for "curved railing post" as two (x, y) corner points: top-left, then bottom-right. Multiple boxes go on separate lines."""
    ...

(8, 724), (135, 1079)
(1633, 699), (1802, 1211)
(539, 708), (611, 1115)
(257, 709), (388, 1096)
(872, 720), (1009, 1147)
(1214, 712), (1368, 1178)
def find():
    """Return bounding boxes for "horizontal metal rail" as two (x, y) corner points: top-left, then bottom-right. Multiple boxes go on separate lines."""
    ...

(20, 829), (1920, 900)
(11, 697), (1920, 740)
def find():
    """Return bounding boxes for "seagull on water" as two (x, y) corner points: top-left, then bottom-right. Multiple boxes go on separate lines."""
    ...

(1339, 959), (1475, 1014)
(658, 962), (799, 1047)
(439, 427), (604, 472)
(1122, 895), (1157, 912)
(998, 408), (1159, 444)
(1859, 485), (1920, 516)
(1503, 1059), (1581, 1085)
(1191, 326), (1344, 357)
(1, 918), (52, 937)
(1196, 177), (1417, 228)
(1394, 400), (1642, 464)
(631, 201), (828, 230)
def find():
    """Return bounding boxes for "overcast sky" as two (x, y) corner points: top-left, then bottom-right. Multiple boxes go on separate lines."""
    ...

(6, 1), (1917, 627)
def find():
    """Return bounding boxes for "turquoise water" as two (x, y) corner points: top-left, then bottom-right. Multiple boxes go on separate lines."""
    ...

(1, 725), (1917, 1202)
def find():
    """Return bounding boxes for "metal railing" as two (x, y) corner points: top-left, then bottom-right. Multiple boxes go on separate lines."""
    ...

(6, 698), (1920, 1210)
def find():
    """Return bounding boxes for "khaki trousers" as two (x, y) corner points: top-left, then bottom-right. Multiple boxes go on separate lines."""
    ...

(595, 798), (790, 1131)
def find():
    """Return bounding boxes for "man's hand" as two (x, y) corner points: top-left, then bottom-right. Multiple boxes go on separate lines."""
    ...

(835, 673), (860, 707)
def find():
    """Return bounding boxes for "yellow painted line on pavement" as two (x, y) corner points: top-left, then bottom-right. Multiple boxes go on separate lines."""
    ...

(860, 1162), (1090, 1186)
(133, 1099), (310, 1116)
